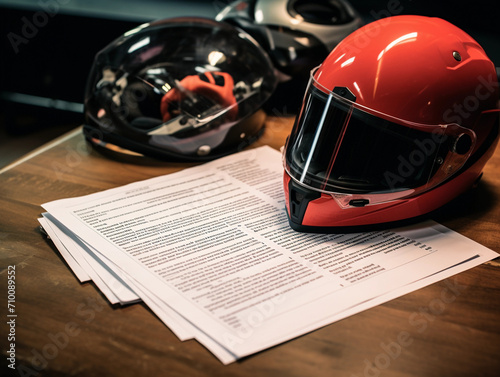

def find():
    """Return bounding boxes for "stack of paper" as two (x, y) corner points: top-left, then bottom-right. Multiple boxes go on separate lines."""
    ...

(39, 146), (498, 364)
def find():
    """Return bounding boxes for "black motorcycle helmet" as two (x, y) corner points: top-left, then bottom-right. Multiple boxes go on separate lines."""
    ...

(84, 17), (277, 161)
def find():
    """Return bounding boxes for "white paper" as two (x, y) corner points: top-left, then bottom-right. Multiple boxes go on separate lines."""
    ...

(41, 146), (499, 362)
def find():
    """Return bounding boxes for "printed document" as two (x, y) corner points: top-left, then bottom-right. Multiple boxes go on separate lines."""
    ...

(40, 146), (499, 363)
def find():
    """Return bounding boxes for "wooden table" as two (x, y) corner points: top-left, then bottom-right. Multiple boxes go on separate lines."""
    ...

(1, 117), (499, 377)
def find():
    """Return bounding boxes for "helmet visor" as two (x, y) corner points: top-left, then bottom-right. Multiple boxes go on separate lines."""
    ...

(283, 69), (476, 207)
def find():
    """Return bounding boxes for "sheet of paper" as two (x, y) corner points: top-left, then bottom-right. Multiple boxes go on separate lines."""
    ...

(41, 146), (499, 362)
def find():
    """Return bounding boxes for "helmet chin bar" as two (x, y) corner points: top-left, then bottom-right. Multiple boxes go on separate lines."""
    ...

(287, 178), (321, 226)
(287, 169), (416, 211)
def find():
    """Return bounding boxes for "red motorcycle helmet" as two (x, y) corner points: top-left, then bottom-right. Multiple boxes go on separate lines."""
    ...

(283, 15), (499, 232)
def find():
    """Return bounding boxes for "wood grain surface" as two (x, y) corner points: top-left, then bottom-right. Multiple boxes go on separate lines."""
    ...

(1, 116), (499, 377)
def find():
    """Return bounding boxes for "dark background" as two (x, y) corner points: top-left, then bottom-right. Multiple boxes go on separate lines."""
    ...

(0, 0), (499, 140)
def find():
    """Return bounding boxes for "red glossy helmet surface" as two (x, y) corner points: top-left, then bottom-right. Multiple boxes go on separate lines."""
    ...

(283, 15), (499, 232)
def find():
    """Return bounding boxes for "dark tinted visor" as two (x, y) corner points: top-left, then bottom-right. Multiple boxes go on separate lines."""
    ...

(284, 72), (476, 202)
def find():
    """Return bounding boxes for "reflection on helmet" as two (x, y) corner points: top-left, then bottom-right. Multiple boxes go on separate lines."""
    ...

(160, 72), (238, 123)
(84, 17), (277, 161)
(282, 15), (500, 232)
